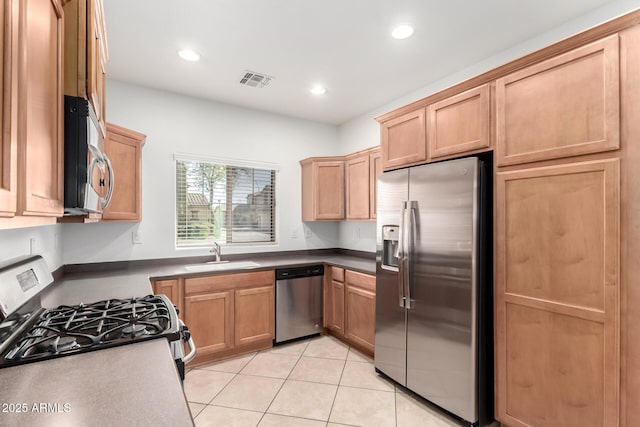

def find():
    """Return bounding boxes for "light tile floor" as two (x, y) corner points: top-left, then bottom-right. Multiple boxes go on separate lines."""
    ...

(184, 335), (467, 427)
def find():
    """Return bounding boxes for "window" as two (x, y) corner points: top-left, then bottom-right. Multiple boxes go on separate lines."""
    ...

(175, 154), (277, 246)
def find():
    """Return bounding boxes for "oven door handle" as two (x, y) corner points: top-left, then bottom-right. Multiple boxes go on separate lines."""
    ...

(179, 319), (197, 364)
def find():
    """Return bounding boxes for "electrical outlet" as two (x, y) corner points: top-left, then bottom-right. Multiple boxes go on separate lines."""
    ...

(132, 230), (143, 245)
(304, 228), (312, 239)
(291, 228), (298, 239)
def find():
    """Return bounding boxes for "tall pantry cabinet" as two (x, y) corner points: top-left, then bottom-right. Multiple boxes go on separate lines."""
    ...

(494, 24), (640, 427)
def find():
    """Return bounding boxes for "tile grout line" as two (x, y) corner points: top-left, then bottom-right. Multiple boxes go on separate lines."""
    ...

(325, 348), (349, 425)
(260, 338), (310, 423)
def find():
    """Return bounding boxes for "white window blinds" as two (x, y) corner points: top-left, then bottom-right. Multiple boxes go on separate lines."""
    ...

(175, 155), (277, 246)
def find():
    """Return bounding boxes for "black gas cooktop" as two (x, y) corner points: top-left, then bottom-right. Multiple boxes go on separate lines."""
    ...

(1, 295), (180, 367)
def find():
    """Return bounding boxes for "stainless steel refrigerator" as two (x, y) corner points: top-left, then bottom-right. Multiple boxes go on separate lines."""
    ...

(374, 156), (493, 426)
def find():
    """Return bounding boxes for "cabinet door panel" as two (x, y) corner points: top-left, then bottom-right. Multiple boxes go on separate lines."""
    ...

(184, 291), (234, 356)
(369, 150), (382, 220)
(102, 124), (144, 221)
(427, 84), (490, 159)
(153, 279), (183, 321)
(330, 280), (345, 334)
(0, 1), (16, 217)
(17, 0), (63, 216)
(313, 161), (344, 220)
(381, 109), (426, 170)
(496, 35), (619, 166)
(346, 155), (370, 219)
(345, 285), (375, 353)
(496, 159), (619, 426)
(235, 285), (274, 347)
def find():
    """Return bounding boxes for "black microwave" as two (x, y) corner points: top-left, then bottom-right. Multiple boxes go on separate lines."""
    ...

(63, 96), (113, 215)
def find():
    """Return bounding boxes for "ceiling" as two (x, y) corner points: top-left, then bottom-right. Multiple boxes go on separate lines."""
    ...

(104, 0), (620, 125)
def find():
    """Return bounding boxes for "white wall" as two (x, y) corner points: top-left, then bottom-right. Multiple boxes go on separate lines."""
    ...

(0, 225), (63, 271)
(337, 0), (640, 253)
(62, 81), (340, 264)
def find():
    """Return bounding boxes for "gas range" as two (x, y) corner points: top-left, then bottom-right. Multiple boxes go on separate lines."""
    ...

(0, 255), (195, 378)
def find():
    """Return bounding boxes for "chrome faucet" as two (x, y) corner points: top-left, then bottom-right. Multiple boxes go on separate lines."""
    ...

(210, 242), (221, 262)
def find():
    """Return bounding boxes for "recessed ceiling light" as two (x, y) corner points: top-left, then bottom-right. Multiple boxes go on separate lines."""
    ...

(310, 85), (327, 95)
(178, 49), (200, 62)
(391, 24), (414, 40)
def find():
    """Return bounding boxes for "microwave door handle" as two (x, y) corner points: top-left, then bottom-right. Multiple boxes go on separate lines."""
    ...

(398, 201), (407, 308)
(101, 155), (115, 210)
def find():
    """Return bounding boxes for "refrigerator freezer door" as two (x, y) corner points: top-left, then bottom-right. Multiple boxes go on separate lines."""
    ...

(374, 168), (409, 386)
(406, 157), (479, 423)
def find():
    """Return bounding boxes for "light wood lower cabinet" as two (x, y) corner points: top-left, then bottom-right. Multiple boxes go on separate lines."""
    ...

(495, 159), (620, 427)
(234, 285), (274, 347)
(172, 270), (275, 365)
(184, 291), (234, 356)
(344, 270), (376, 354)
(324, 266), (375, 355)
(152, 279), (183, 321)
(329, 280), (345, 335)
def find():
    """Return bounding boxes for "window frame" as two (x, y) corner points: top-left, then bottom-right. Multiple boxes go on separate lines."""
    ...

(173, 153), (280, 248)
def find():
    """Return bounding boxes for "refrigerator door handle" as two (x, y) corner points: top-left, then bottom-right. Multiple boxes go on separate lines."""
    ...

(405, 201), (416, 309)
(398, 201), (407, 308)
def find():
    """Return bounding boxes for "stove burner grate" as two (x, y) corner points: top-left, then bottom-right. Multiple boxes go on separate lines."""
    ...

(4, 295), (173, 362)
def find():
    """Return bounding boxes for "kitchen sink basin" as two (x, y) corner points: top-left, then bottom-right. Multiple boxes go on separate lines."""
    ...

(183, 261), (261, 272)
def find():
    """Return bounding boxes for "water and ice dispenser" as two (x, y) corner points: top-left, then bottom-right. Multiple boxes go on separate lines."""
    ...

(381, 225), (400, 271)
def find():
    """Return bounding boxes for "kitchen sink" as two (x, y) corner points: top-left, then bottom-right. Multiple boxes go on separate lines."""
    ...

(183, 261), (261, 272)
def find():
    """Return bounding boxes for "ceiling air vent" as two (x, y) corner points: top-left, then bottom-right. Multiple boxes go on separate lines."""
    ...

(239, 70), (274, 88)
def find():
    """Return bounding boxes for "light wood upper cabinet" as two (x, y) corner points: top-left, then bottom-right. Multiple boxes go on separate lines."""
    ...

(300, 158), (344, 221)
(427, 84), (491, 160)
(495, 159), (619, 427)
(16, 0), (64, 217)
(496, 35), (620, 166)
(64, 0), (108, 135)
(380, 108), (426, 170)
(102, 123), (146, 221)
(369, 150), (382, 220)
(345, 154), (370, 220)
(0, 1), (16, 218)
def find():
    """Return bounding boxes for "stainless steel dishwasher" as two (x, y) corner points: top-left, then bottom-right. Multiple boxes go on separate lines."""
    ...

(275, 265), (324, 344)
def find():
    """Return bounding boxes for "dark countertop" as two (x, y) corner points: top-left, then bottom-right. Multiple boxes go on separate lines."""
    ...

(0, 340), (193, 427)
(58, 253), (376, 285)
(4, 251), (374, 427)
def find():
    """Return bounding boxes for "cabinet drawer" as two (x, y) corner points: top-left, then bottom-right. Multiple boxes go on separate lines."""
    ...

(331, 267), (344, 282)
(185, 270), (274, 295)
(345, 270), (375, 292)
